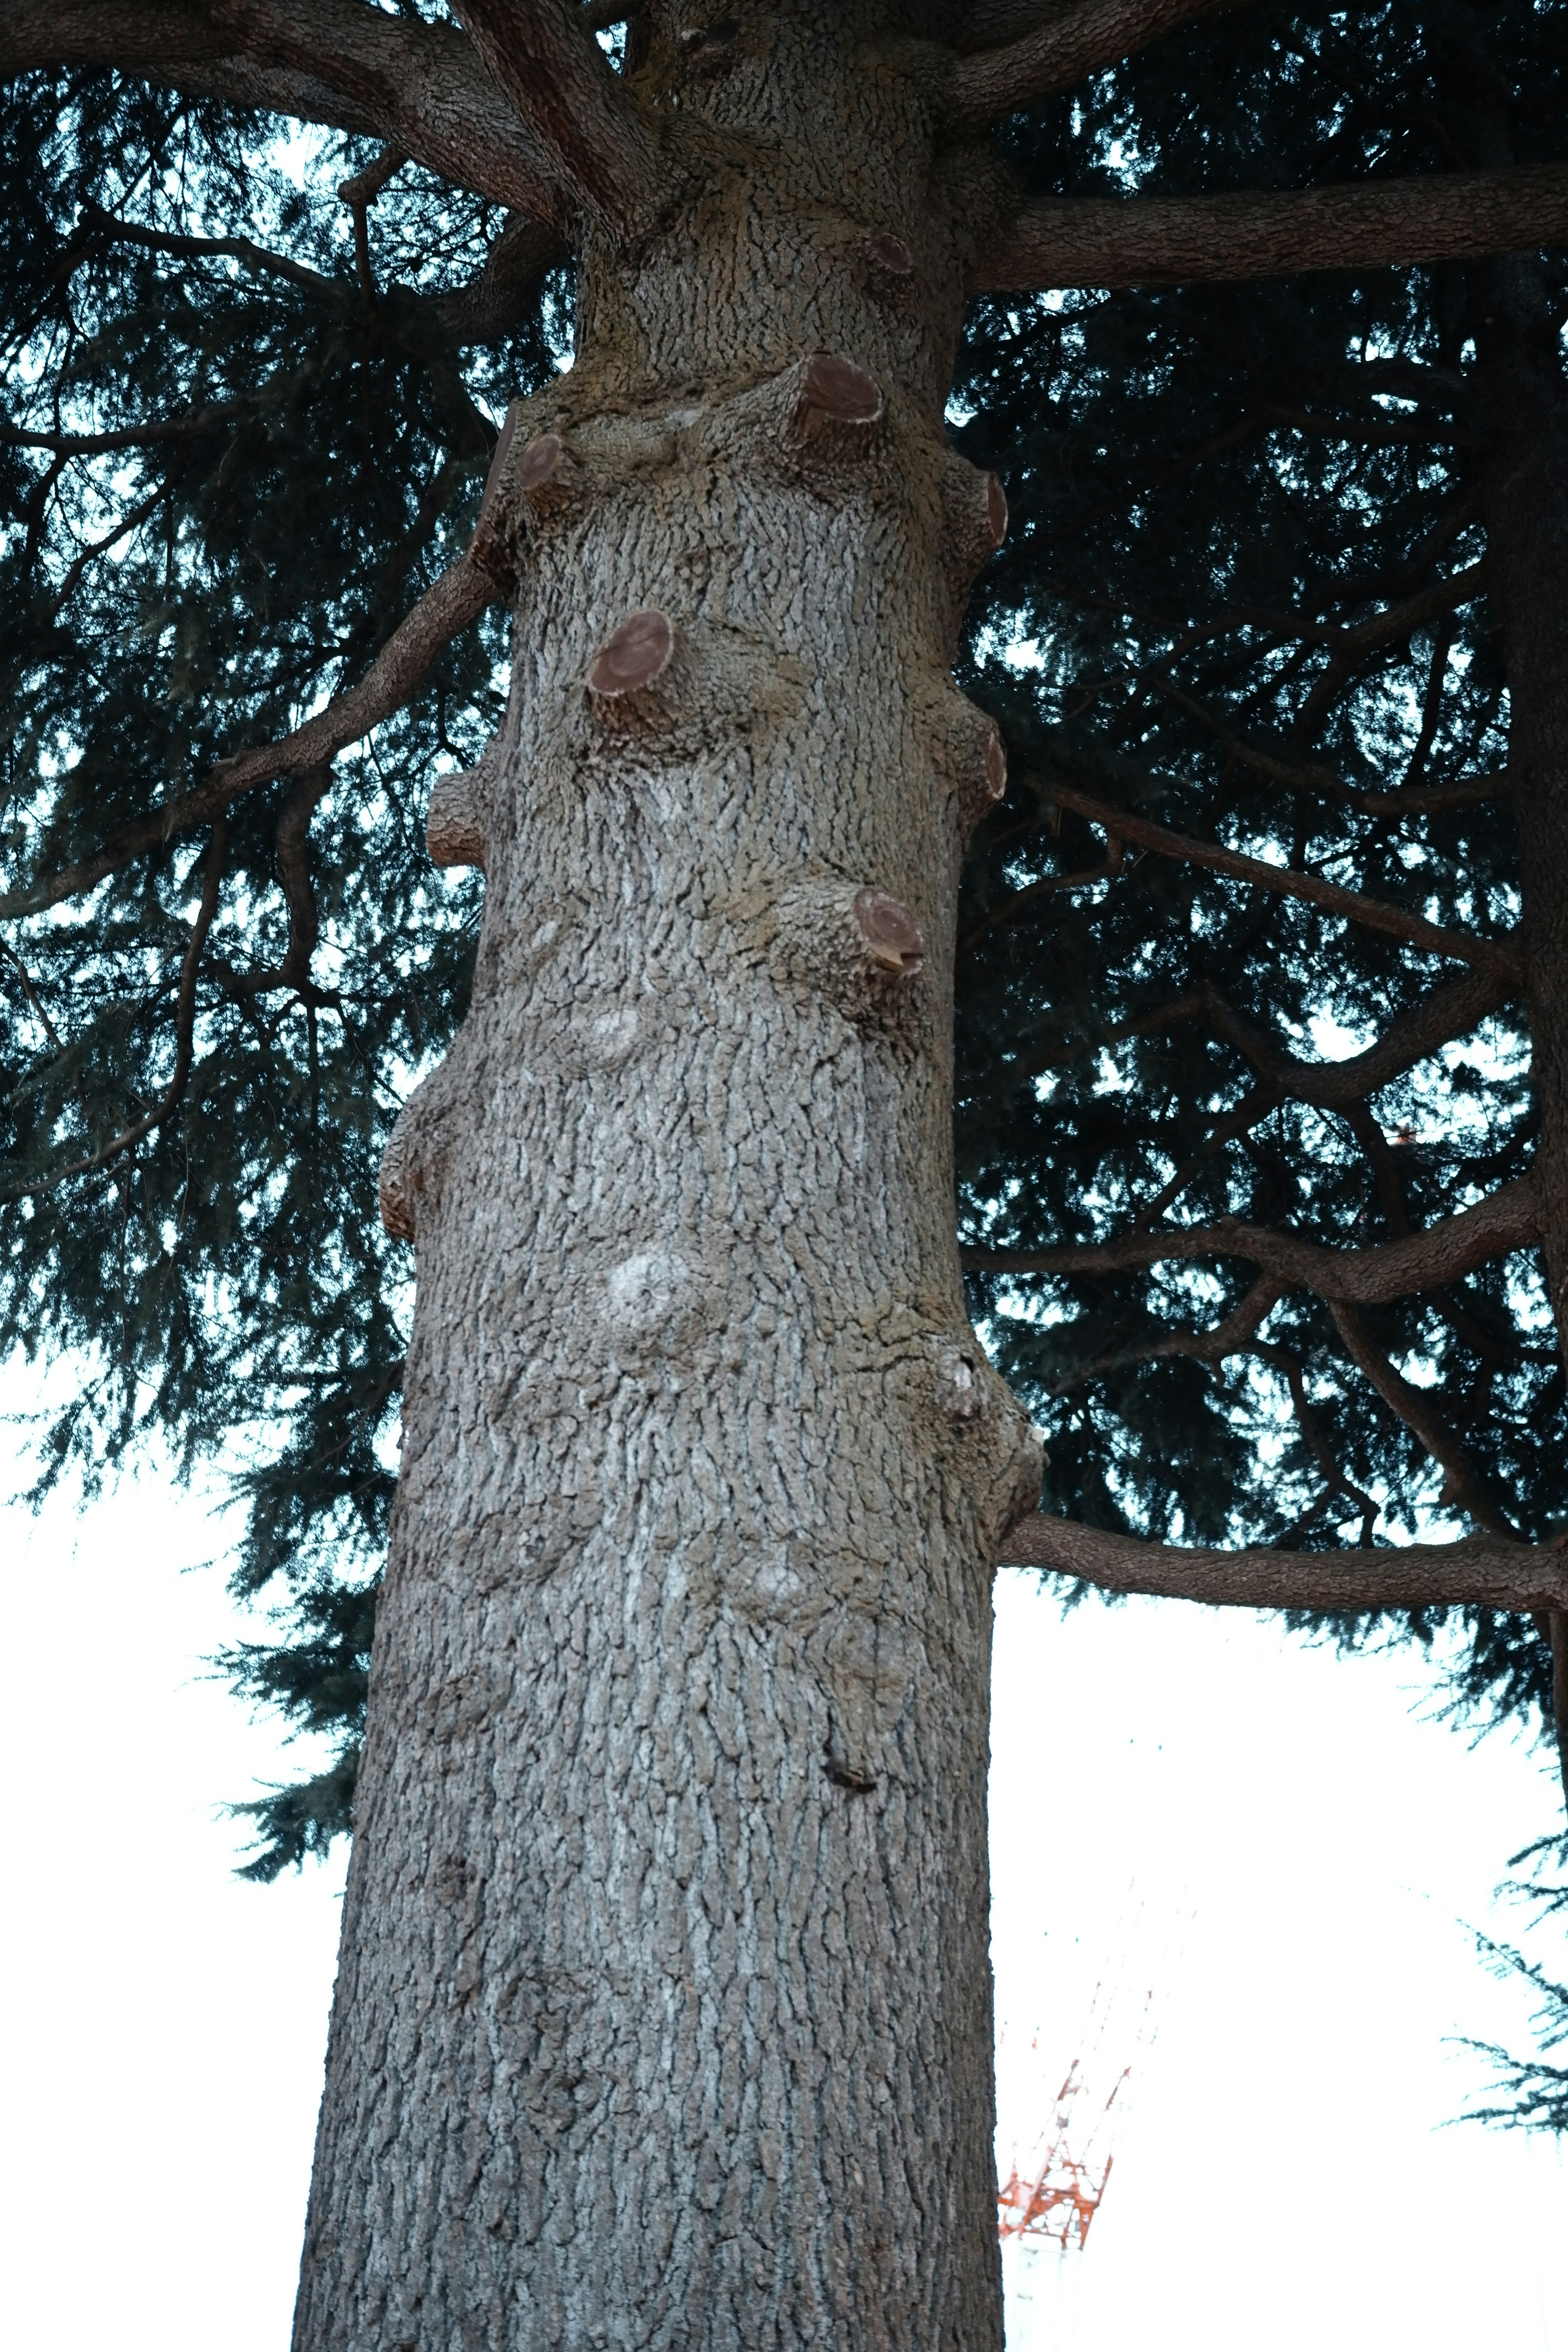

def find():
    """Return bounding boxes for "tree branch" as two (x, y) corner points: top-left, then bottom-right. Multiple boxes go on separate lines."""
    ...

(1329, 1300), (1515, 1539)
(1163, 970), (1514, 1113)
(0, 554), (499, 920)
(450, 0), (666, 238)
(994, 1517), (1568, 1613)
(0, 1), (564, 219)
(433, 211), (570, 343)
(1050, 784), (1523, 980)
(964, 1175), (1539, 1301)
(944, 0), (1244, 133)
(975, 165), (1568, 292)
(1149, 673), (1508, 817)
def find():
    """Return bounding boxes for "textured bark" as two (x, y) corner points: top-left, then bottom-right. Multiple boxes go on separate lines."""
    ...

(940, 0), (1244, 132)
(298, 11), (1038, 2347)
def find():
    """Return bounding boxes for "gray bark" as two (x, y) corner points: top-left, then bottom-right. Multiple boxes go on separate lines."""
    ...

(295, 11), (1037, 2347)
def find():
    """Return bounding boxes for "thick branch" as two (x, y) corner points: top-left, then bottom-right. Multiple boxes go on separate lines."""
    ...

(976, 165), (1568, 293)
(1051, 784), (1523, 980)
(0, 555), (498, 920)
(451, 0), (665, 237)
(944, 0), (1243, 133)
(964, 1175), (1539, 1301)
(995, 1517), (1568, 1613)
(434, 212), (570, 343)
(0, 1), (563, 218)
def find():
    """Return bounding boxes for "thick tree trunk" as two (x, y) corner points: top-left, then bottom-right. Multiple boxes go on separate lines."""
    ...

(294, 12), (1038, 2347)
(1472, 251), (1568, 1805)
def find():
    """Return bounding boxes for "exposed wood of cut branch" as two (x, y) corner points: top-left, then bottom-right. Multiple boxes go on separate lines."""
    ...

(944, 0), (1244, 132)
(452, 0), (665, 237)
(1052, 784), (1523, 980)
(976, 165), (1568, 292)
(965, 1175), (1538, 1301)
(0, 0), (562, 218)
(995, 1517), (1568, 1613)
(0, 557), (498, 921)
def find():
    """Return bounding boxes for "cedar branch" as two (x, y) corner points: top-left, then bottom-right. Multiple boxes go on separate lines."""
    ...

(1329, 1300), (1515, 1540)
(0, 555), (499, 920)
(944, 0), (1243, 132)
(0, 0), (563, 219)
(963, 1174), (1539, 1302)
(976, 166), (1568, 292)
(452, 0), (666, 238)
(994, 1517), (1568, 1613)
(0, 816), (227, 1201)
(1051, 784), (1523, 980)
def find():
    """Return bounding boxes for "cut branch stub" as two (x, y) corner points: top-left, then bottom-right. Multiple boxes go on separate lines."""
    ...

(514, 431), (579, 519)
(426, 767), (487, 872)
(589, 609), (676, 698)
(760, 877), (930, 1029)
(468, 403), (520, 581)
(782, 353), (885, 463)
(865, 229), (918, 305)
(942, 457), (1010, 589)
(852, 888), (925, 978)
(471, 424), (580, 581)
(868, 229), (914, 276)
(984, 732), (1008, 806)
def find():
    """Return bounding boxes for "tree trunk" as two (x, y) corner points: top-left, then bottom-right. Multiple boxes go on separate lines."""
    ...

(1472, 249), (1568, 1804)
(293, 13), (1039, 2346)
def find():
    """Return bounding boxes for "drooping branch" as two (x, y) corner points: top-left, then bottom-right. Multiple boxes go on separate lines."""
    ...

(965, 1175), (1539, 1303)
(0, 554), (499, 920)
(944, 0), (1245, 133)
(975, 165), (1568, 293)
(994, 1517), (1568, 1613)
(451, 0), (666, 238)
(1050, 784), (1523, 980)
(0, 1), (564, 219)
(214, 766), (333, 1001)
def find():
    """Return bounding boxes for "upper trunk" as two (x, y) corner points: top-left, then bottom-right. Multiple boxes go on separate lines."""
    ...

(294, 11), (1038, 2347)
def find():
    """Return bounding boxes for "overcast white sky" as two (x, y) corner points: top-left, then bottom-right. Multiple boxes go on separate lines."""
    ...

(2, 1460), (1563, 2351)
